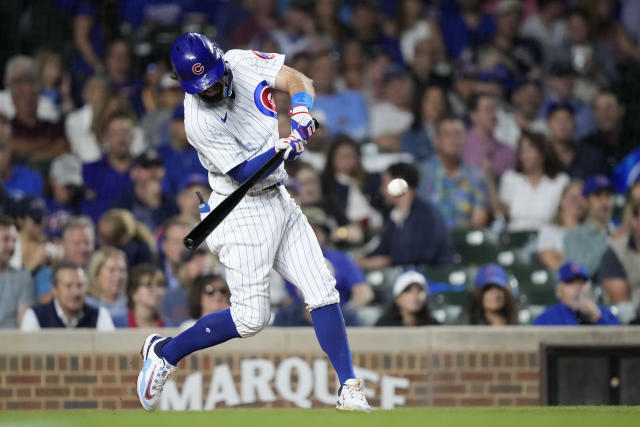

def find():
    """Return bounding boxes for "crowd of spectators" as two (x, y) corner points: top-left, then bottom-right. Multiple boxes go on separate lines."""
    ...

(1, 0), (640, 330)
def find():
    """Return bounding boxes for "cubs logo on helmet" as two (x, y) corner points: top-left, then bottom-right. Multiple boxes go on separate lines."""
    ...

(254, 80), (277, 119)
(252, 50), (276, 60)
(192, 63), (204, 75)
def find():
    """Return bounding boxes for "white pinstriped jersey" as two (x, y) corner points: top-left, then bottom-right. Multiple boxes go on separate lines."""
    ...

(184, 49), (287, 195)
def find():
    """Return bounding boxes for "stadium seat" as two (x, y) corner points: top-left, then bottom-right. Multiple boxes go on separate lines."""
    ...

(507, 263), (556, 307)
(451, 228), (501, 266)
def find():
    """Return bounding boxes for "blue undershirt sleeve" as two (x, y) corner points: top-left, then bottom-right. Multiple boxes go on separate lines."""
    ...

(226, 148), (282, 183)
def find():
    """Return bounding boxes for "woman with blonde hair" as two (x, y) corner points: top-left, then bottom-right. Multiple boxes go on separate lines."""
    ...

(97, 209), (156, 267)
(85, 246), (128, 318)
(537, 180), (587, 270)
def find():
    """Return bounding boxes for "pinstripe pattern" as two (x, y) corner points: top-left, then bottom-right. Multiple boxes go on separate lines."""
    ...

(192, 51), (339, 337)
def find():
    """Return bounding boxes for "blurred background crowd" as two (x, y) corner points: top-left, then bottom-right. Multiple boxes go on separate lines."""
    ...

(1, 0), (640, 331)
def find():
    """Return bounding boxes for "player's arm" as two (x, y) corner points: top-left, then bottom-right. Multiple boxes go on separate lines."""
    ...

(226, 66), (314, 184)
(274, 65), (316, 140)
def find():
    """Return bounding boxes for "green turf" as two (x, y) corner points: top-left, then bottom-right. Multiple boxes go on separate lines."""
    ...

(1, 407), (640, 427)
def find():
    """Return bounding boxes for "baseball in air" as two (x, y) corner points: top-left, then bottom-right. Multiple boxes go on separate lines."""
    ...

(387, 178), (408, 197)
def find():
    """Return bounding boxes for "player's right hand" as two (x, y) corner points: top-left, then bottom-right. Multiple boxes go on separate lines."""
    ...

(275, 135), (304, 161)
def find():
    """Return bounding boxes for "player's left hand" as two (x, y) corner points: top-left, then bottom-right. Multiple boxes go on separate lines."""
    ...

(288, 106), (316, 140)
(275, 134), (304, 161)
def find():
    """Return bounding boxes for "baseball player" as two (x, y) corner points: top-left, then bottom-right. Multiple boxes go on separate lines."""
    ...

(136, 33), (370, 412)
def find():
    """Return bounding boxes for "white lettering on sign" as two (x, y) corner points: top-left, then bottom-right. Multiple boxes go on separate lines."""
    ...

(160, 357), (409, 410)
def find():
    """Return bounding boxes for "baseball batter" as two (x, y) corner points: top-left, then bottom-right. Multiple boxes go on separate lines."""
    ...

(136, 33), (370, 412)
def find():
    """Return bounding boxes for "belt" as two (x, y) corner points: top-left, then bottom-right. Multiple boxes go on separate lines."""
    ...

(255, 181), (283, 193)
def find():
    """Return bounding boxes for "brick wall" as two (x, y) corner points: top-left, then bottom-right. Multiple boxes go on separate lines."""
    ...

(1, 327), (637, 410)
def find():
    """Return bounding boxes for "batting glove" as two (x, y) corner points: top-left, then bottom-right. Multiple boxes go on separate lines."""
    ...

(288, 106), (316, 140)
(275, 135), (304, 161)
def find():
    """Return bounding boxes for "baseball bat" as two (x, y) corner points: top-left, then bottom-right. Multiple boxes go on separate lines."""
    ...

(183, 120), (318, 250)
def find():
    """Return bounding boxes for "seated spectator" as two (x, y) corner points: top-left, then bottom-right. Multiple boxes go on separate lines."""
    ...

(20, 263), (115, 331)
(82, 111), (135, 223)
(175, 174), (212, 224)
(375, 270), (439, 327)
(113, 264), (167, 328)
(547, 104), (583, 178)
(463, 93), (516, 178)
(163, 247), (220, 327)
(369, 68), (415, 152)
(35, 50), (74, 116)
(577, 91), (637, 178)
(97, 209), (156, 267)
(284, 208), (373, 307)
(34, 215), (95, 302)
(541, 62), (594, 139)
(520, 0), (567, 65)
(418, 114), (489, 229)
(537, 180), (586, 271)
(85, 247), (128, 319)
(159, 216), (194, 292)
(320, 135), (383, 230)
(437, 0), (495, 60)
(533, 261), (620, 325)
(293, 162), (361, 244)
(549, 8), (617, 90)
(0, 135), (43, 199)
(401, 84), (447, 163)
(44, 154), (86, 237)
(0, 215), (35, 328)
(495, 78), (547, 149)
(310, 52), (369, 141)
(357, 162), (454, 269)
(347, 1), (403, 64)
(104, 38), (144, 116)
(9, 75), (69, 174)
(157, 105), (207, 195)
(15, 196), (52, 274)
(598, 203), (640, 306)
(81, 92), (146, 163)
(180, 273), (231, 330)
(474, 1), (542, 77)
(141, 73), (184, 148)
(112, 150), (178, 232)
(456, 263), (519, 326)
(64, 76), (111, 163)
(407, 39), (450, 99)
(0, 55), (60, 122)
(498, 131), (569, 231)
(564, 175), (615, 275)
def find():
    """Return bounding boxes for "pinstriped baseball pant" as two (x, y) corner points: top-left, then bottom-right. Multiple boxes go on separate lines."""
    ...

(204, 185), (340, 337)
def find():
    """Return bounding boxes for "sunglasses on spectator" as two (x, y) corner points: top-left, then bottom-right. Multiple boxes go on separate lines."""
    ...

(204, 284), (229, 296)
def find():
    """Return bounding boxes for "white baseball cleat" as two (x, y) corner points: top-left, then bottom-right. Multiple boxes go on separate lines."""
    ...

(136, 334), (176, 411)
(336, 378), (371, 412)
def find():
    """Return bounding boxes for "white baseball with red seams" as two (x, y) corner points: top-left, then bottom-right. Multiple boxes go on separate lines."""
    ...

(387, 178), (409, 197)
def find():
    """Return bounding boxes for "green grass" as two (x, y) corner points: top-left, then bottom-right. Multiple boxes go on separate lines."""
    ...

(1, 407), (640, 427)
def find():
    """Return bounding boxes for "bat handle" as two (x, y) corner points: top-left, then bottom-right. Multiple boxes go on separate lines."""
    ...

(184, 237), (198, 251)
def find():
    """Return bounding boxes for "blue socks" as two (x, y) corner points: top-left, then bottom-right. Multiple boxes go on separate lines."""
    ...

(311, 304), (356, 385)
(159, 304), (356, 386)
(160, 308), (240, 365)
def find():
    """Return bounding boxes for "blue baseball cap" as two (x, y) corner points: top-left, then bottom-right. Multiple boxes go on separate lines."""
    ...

(178, 173), (208, 192)
(582, 175), (612, 197)
(557, 261), (589, 282)
(475, 263), (508, 289)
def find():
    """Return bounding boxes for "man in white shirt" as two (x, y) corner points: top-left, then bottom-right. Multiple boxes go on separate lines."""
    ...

(21, 264), (114, 331)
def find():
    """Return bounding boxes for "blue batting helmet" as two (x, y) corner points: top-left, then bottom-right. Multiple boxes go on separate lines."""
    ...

(170, 33), (232, 97)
